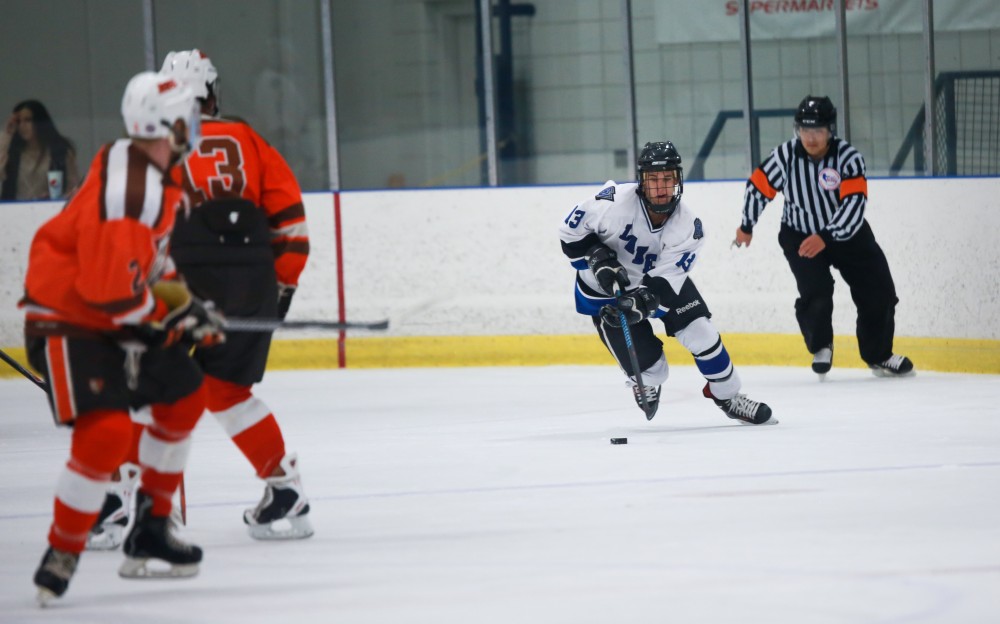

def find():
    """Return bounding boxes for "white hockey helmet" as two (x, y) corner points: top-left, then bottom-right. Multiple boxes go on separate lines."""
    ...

(161, 49), (219, 102)
(121, 71), (200, 150)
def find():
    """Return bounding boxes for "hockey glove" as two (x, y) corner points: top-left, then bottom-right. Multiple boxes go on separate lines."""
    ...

(277, 284), (296, 321)
(586, 244), (630, 295)
(600, 288), (660, 328)
(137, 281), (226, 348)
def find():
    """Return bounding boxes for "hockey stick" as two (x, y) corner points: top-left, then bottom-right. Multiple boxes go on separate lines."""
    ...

(613, 289), (655, 421)
(0, 348), (47, 390)
(222, 317), (389, 332)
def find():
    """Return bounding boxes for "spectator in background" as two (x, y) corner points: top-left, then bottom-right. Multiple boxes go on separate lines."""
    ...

(0, 100), (80, 201)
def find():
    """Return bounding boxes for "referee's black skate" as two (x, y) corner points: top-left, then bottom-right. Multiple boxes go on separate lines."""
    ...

(119, 492), (201, 579)
(703, 383), (773, 425)
(34, 546), (79, 606)
(869, 354), (915, 377)
(812, 344), (833, 376)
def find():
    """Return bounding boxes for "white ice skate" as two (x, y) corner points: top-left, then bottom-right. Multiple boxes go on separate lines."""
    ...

(244, 453), (314, 540)
(87, 464), (138, 551)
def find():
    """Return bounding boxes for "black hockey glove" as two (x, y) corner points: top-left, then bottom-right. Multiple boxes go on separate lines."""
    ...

(600, 288), (660, 328)
(586, 244), (630, 295)
(137, 282), (226, 348)
(277, 285), (296, 321)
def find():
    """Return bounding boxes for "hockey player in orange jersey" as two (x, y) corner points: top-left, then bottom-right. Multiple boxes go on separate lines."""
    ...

(24, 71), (224, 604)
(90, 48), (312, 542)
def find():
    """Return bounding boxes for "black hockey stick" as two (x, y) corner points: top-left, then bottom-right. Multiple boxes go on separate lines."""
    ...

(222, 317), (389, 333)
(614, 289), (655, 421)
(0, 348), (47, 390)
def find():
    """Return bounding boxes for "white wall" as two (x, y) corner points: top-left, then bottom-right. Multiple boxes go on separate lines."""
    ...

(3, 177), (998, 349)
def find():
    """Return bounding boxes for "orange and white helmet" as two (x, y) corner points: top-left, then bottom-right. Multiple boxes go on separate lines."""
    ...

(161, 49), (219, 103)
(120, 71), (200, 149)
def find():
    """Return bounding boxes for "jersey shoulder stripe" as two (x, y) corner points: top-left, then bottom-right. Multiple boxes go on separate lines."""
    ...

(101, 140), (168, 228)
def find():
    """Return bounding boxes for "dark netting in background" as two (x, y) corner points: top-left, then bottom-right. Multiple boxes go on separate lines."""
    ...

(933, 74), (1000, 175)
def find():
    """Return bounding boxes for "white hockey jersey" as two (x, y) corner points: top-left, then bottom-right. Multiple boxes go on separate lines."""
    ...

(558, 180), (705, 316)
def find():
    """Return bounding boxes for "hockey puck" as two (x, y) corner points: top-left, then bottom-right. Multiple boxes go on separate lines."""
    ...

(610, 437), (628, 445)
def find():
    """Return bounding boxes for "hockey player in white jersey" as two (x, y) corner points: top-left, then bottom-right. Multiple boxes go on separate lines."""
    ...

(558, 141), (772, 424)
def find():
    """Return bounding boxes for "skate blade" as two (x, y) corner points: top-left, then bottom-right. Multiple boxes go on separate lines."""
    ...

(871, 368), (916, 379)
(118, 557), (199, 579)
(86, 525), (124, 551)
(736, 416), (779, 426)
(247, 515), (314, 541)
(36, 587), (58, 607)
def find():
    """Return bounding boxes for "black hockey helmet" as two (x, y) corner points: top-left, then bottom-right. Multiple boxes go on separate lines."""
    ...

(794, 95), (837, 132)
(636, 141), (683, 216)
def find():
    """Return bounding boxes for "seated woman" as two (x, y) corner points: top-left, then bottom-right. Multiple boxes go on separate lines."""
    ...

(1, 100), (79, 200)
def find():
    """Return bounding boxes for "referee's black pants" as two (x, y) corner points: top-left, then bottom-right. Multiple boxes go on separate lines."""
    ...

(778, 220), (898, 365)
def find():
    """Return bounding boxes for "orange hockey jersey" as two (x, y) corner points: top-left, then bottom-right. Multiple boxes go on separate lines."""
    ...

(174, 117), (309, 288)
(22, 140), (185, 333)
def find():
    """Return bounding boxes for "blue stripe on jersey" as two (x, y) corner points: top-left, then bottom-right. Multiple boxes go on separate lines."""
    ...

(570, 259), (588, 270)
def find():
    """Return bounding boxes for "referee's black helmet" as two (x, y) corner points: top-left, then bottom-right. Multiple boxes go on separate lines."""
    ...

(794, 95), (837, 132)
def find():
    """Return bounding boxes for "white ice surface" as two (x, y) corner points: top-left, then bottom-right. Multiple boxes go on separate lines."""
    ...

(1, 365), (999, 623)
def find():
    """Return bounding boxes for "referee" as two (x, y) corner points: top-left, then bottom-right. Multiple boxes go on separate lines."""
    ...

(733, 95), (914, 378)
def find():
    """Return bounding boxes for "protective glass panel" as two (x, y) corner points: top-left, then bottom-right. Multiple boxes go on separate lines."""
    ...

(154, 0), (329, 191)
(331, 0), (484, 189)
(634, 0), (751, 181)
(499, 0), (628, 185)
(0, 0), (144, 201)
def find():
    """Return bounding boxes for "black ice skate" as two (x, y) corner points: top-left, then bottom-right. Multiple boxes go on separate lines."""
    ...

(869, 354), (915, 377)
(703, 383), (774, 425)
(119, 491), (201, 579)
(34, 547), (79, 606)
(812, 344), (833, 376)
(244, 454), (314, 540)
(630, 381), (661, 420)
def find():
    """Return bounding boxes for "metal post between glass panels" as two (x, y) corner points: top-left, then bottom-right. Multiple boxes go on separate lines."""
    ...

(622, 0), (638, 175)
(922, 0), (936, 176)
(320, 0), (340, 191)
(479, 0), (499, 187)
(737, 0), (757, 171)
(835, 0), (850, 142)
(142, 0), (155, 71)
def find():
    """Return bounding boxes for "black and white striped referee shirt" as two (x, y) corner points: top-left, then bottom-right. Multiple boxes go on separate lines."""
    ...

(742, 137), (868, 243)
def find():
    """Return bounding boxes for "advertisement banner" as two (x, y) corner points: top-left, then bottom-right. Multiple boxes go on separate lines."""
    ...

(655, 0), (1000, 44)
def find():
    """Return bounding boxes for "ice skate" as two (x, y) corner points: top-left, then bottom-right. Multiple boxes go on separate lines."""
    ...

(703, 383), (774, 425)
(119, 492), (201, 579)
(629, 380), (660, 420)
(34, 547), (79, 606)
(812, 344), (833, 377)
(869, 354), (915, 377)
(87, 464), (138, 551)
(244, 453), (314, 540)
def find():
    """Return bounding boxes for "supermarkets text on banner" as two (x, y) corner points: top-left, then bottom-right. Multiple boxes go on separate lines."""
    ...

(655, 0), (1000, 44)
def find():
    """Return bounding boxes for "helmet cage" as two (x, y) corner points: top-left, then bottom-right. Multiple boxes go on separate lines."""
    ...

(636, 141), (683, 216)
